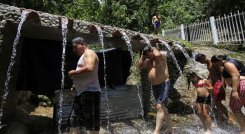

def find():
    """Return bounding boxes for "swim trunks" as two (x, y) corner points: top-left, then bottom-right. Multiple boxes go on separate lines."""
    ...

(229, 79), (245, 113)
(196, 95), (211, 104)
(154, 21), (160, 29)
(72, 91), (101, 131)
(152, 81), (170, 105)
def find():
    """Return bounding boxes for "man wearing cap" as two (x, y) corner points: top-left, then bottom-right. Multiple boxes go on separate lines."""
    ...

(138, 46), (172, 134)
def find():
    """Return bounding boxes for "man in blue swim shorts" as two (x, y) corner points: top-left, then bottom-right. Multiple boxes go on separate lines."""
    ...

(152, 12), (161, 34)
(138, 46), (172, 134)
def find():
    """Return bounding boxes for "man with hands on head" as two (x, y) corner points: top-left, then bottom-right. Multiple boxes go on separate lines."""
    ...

(138, 46), (172, 134)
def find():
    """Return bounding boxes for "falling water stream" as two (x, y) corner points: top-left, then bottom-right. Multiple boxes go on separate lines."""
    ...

(173, 42), (191, 60)
(95, 25), (111, 131)
(121, 31), (144, 118)
(0, 10), (30, 129)
(159, 40), (182, 74)
(57, 17), (68, 133)
(0, 11), (240, 133)
(140, 34), (152, 47)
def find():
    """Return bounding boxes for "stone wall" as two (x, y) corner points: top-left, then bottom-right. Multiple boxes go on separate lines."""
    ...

(0, 3), (168, 52)
(0, 3), (189, 126)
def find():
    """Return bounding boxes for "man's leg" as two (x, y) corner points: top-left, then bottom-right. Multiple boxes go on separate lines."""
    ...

(233, 111), (245, 134)
(154, 103), (165, 134)
(154, 103), (172, 134)
(213, 101), (228, 126)
(162, 104), (172, 133)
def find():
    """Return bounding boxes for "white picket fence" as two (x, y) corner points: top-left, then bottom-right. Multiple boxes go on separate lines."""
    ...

(163, 11), (245, 44)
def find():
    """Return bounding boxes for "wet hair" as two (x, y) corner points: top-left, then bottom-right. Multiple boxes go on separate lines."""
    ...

(72, 37), (85, 46)
(195, 53), (205, 62)
(142, 46), (152, 56)
(211, 55), (228, 63)
(185, 71), (200, 90)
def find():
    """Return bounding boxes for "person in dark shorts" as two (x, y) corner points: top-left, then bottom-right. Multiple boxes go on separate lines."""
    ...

(195, 53), (228, 126)
(68, 37), (101, 134)
(152, 12), (161, 34)
(186, 71), (213, 134)
(138, 46), (172, 134)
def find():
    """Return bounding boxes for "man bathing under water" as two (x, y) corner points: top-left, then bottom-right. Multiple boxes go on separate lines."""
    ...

(68, 37), (101, 134)
(138, 46), (172, 134)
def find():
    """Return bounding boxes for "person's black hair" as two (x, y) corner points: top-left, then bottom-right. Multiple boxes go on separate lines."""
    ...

(142, 46), (152, 56)
(195, 53), (205, 62)
(211, 55), (228, 63)
(185, 71), (200, 90)
(72, 37), (85, 46)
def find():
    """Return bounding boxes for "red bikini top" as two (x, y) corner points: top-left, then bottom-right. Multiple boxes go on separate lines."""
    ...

(195, 83), (208, 88)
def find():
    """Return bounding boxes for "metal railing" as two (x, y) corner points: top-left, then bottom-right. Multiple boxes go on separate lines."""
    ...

(163, 10), (245, 44)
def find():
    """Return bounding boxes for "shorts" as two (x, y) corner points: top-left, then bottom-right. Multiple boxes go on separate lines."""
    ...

(72, 91), (101, 131)
(152, 81), (170, 105)
(196, 96), (211, 104)
(196, 95), (211, 105)
(154, 22), (160, 29)
(213, 81), (226, 102)
(229, 79), (245, 113)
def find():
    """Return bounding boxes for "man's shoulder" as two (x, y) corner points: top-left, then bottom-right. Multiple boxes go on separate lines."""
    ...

(84, 49), (97, 58)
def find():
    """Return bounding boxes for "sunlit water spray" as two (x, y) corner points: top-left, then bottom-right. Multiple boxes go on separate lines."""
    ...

(95, 25), (110, 131)
(159, 40), (182, 74)
(140, 34), (152, 47)
(173, 42), (191, 60)
(57, 17), (68, 133)
(121, 31), (144, 118)
(0, 10), (30, 129)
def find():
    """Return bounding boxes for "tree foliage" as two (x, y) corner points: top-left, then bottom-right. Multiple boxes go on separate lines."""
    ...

(1, 0), (244, 33)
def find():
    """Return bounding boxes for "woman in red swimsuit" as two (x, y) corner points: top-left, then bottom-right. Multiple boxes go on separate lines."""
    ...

(186, 72), (213, 134)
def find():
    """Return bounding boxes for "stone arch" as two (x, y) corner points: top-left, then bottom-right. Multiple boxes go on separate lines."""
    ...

(112, 30), (122, 38)
(24, 10), (41, 25)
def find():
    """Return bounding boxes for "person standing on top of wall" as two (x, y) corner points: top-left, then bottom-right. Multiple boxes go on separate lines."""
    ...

(211, 55), (245, 134)
(138, 46), (172, 134)
(152, 11), (161, 34)
(195, 53), (229, 127)
(68, 37), (101, 134)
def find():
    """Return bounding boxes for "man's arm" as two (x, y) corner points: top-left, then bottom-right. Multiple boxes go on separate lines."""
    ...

(152, 47), (162, 58)
(204, 79), (213, 91)
(69, 50), (97, 76)
(225, 62), (240, 99)
(138, 52), (148, 70)
(152, 16), (155, 24)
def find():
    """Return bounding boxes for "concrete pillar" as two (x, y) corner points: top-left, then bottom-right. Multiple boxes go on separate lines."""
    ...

(210, 16), (219, 45)
(162, 29), (165, 36)
(180, 24), (185, 40)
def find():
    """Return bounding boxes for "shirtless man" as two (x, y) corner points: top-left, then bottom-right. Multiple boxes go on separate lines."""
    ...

(152, 12), (161, 34)
(138, 46), (172, 134)
(68, 37), (101, 134)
